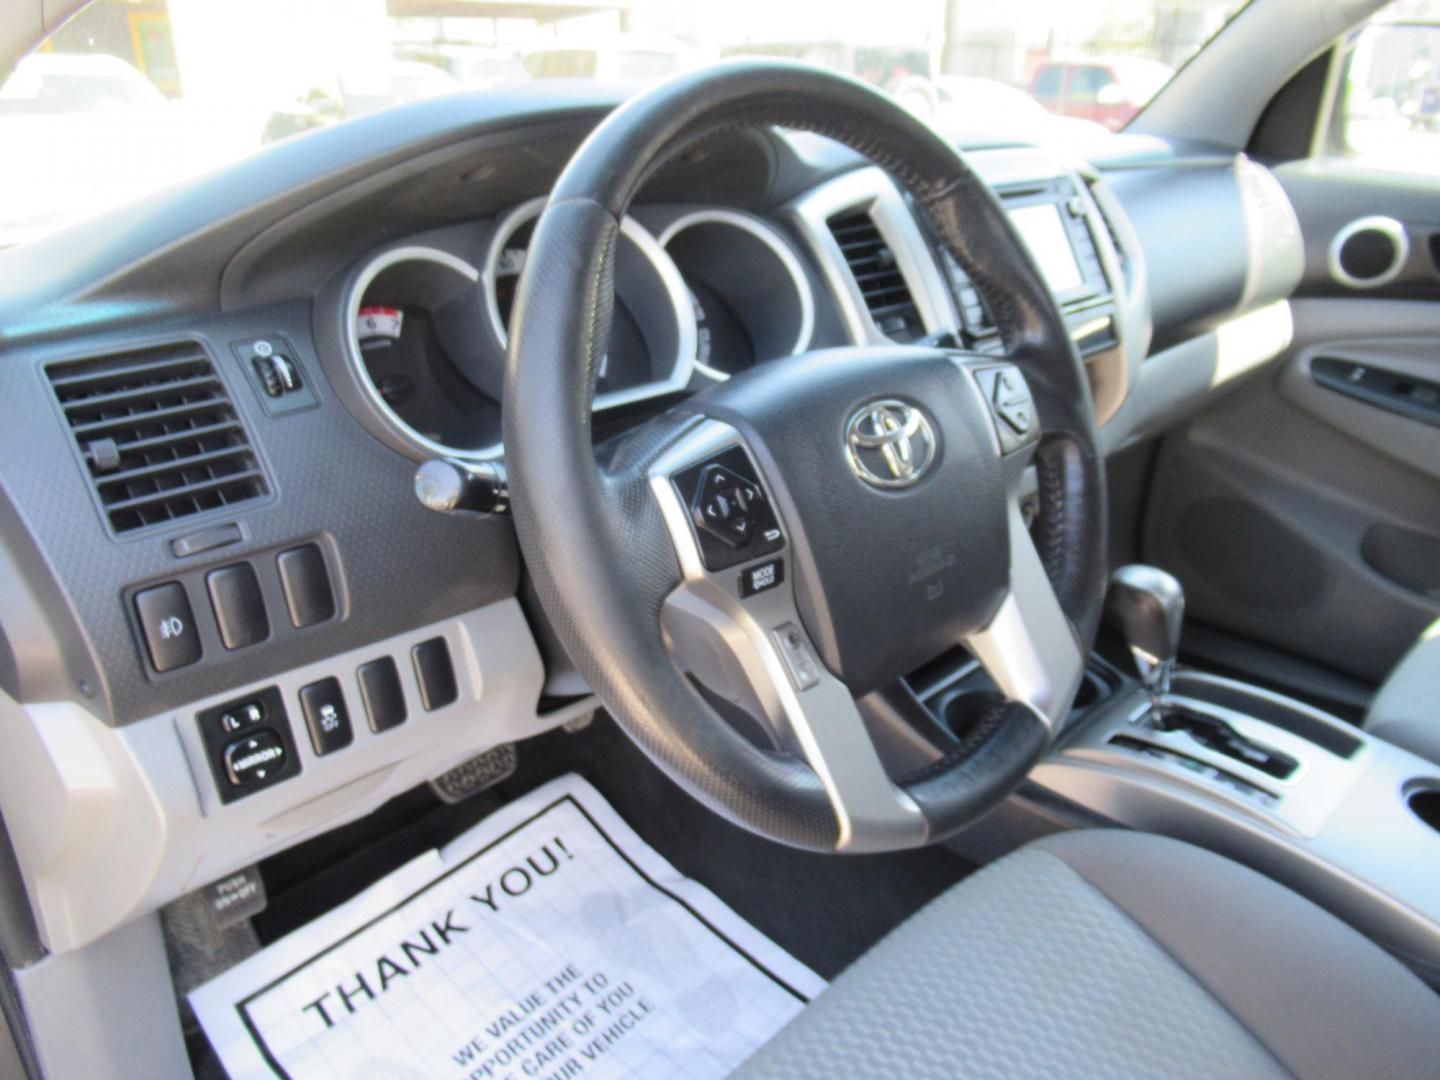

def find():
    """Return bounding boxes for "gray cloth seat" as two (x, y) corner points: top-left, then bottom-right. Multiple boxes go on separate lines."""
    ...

(738, 830), (1440, 1080)
(1366, 629), (1440, 764)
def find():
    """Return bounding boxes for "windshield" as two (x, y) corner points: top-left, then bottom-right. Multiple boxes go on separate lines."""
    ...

(0, 0), (1244, 247)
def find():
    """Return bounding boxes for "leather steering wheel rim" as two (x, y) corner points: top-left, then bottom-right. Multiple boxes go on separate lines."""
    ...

(504, 59), (1107, 853)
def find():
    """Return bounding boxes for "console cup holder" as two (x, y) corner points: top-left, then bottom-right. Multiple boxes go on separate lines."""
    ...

(1407, 784), (1440, 834)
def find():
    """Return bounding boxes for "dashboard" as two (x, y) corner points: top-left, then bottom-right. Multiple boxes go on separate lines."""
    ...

(0, 87), (1303, 956)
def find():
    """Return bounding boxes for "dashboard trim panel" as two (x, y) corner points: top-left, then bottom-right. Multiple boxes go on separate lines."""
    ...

(0, 599), (563, 955)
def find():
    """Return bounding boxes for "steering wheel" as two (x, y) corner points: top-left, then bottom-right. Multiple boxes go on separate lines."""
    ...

(504, 60), (1106, 853)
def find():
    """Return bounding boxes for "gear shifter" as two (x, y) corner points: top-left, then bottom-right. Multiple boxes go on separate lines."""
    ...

(1105, 565), (1185, 705)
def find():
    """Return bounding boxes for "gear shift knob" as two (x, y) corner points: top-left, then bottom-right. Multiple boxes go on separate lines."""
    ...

(1105, 564), (1184, 700)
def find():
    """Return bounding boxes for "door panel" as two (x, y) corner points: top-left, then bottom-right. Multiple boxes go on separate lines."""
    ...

(1140, 152), (1440, 684)
(1143, 286), (1440, 684)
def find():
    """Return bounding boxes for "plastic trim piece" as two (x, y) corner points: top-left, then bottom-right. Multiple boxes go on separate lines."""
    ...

(1328, 215), (1409, 291)
(647, 418), (928, 853)
(0, 600), (557, 955)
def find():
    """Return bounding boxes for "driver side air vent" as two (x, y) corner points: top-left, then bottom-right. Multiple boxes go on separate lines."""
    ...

(46, 343), (269, 534)
(827, 209), (923, 342)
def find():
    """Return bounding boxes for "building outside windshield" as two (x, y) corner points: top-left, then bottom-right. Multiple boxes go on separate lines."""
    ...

(0, 0), (1267, 247)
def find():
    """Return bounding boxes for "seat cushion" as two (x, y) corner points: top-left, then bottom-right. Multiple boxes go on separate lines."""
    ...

(737, 830), (1440, 1080)
(1366, 629), (1440, 764)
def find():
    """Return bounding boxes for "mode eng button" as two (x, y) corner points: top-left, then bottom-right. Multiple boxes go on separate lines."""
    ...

(222, 728), (288, 789)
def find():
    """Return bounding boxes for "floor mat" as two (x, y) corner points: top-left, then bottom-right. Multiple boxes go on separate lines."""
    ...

(192, 773), (825, 1080)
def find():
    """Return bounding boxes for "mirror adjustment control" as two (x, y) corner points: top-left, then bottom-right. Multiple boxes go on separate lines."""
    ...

(220, 700), (264, 733)
(197, 686), (301, 803)
(134, 581), (203, 673)
(223, 729), (289, 788)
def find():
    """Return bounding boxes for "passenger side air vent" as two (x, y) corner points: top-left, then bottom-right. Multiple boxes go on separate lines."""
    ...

(1085, 180), (1130, 284)
(46, 343), (269, 534)
(827, 209), (923, 342)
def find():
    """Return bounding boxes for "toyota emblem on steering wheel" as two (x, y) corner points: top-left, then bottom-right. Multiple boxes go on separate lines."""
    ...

(845, 400), (938, 489)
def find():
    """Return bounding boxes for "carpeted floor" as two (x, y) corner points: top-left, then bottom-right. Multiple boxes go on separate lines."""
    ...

(252, 712), (975, 980)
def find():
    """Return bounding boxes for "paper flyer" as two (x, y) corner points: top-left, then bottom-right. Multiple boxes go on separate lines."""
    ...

(190, 773), (825, 1079)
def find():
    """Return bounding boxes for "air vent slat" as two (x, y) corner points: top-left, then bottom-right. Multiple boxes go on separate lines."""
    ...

(119, 419), (244, 456)
(102, 469), (266, 514)
(47, 353), (210, 391)
(95, 445), (257, 490)
(827, 209), (923, 343)
(68, 398), (229, 440)
(57, 373), (221, 417)
(46, 344), (268, 534)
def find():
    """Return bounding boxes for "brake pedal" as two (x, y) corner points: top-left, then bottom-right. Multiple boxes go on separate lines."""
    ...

(429, 743), (517, 804)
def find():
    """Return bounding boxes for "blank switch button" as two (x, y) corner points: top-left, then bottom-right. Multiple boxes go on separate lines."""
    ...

(276, 544), (335, 628)
(206, 563), (270, 650)
(358, 657), (408, 733)
(412, 637), (458, 711)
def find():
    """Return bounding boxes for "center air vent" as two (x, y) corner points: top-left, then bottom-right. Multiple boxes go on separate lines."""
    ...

(827, 209), (923, 342)
(46, 343), (269, 534)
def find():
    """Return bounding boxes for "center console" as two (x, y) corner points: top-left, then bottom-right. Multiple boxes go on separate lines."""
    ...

(1038, 671), (1440, 983)
(939, 565), (1440, 985)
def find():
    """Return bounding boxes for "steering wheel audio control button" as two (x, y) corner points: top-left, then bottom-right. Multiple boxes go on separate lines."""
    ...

(673, 448), (785, 571)
(693, 464), (759, 546)
(999, 402), (1033, 434)
(976, 365), (1039, 454)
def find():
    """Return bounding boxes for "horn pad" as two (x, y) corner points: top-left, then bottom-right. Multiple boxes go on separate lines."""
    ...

(692, 347), (1010, 694)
